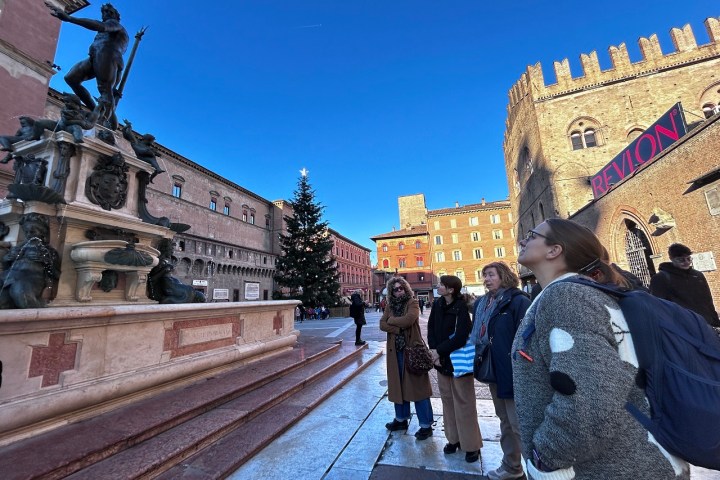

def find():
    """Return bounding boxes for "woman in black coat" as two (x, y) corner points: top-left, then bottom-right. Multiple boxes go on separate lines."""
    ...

(349, 291), (366, 345)
(427, 275), (483, 463)
(470, 262), (530, 480)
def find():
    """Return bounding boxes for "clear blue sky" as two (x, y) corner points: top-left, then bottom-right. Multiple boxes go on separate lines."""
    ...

(49, 1), (718, 264)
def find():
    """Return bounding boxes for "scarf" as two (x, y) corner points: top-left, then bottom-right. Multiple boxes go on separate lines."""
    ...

(389, 293), (408, 317)
(470, 288), (506, 345)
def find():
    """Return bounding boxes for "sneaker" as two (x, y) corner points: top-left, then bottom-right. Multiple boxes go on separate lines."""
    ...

(487, 464), (524, 480)
(385, 419), (408, 431)
(465, 450), (480, 463)
(443, 442), (460, 454)
(414, 427), (433, 440)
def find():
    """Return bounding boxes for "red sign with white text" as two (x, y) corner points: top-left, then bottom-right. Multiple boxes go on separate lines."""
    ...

(590, 103), (687, 199)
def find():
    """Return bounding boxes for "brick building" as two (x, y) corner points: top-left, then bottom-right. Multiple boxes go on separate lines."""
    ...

(0, 0), (85, 195)
(371, 224), (433, 303)
(428, 199), (516, 296)
(330, 228), (372, 302)
(371, 194), (517, 302)
(110, 115), (284, 302)
(503, 16), (720, 304)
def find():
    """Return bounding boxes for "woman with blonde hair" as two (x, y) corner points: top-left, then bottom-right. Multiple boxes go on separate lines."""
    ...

(512, 219), (688, 479)
(380, 276), (434, 440)
(470, 262), (530, 479)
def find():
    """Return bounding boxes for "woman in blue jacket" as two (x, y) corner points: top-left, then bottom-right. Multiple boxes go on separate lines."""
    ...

(471, 262), (530, 480)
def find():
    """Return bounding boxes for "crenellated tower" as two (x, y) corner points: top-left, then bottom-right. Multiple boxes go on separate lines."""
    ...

(503, 16), (720, 237)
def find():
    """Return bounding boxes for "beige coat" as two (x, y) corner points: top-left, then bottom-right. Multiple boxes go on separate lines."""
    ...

(380, 298), (433, 403)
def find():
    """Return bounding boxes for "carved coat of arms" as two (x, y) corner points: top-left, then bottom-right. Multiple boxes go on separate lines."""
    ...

(85, 152), (128, 210)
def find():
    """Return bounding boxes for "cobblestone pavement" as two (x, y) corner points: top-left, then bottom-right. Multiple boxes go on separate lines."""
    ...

(235, 310), (719, 479)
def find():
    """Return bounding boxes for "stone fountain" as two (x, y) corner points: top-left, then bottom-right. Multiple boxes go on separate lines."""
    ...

(0, 5), (297, 445)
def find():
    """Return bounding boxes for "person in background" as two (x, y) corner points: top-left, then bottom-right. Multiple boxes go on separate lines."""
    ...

(427, 275), (482, 463)
(350, 291), (367, 346)
(512, 219), (688, 479)
(650, 243), (720, 327)
(380, 277), (434, 440)
(470, 262), (530, 479)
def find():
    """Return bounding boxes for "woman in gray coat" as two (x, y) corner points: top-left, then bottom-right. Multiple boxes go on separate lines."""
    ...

(513, 219), (689, 480)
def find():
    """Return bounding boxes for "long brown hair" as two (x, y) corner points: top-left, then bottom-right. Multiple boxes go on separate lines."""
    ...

(544, 218), (630, 289)
(481, 262), (519, 289)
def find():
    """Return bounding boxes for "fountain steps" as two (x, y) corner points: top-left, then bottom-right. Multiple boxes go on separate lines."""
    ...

(0, 337), (380, 480)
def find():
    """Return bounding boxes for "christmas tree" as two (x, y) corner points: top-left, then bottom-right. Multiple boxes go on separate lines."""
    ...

(274, 170), (341, 307)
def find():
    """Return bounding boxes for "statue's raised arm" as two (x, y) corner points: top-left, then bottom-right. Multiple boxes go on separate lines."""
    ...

(45, 2), (129, 130)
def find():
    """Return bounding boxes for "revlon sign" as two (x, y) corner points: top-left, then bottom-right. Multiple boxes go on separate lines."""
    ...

(591, 103), (687, 199)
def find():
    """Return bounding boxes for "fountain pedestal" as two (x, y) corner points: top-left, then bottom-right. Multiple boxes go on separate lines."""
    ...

(0, 127), (299, 446)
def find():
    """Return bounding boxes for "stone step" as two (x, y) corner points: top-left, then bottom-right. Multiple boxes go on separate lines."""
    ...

(0, 337), (366, 480)
(155, 346), (381, 479)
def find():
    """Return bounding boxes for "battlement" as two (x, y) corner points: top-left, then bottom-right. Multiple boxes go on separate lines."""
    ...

(506, 17), (720, 113)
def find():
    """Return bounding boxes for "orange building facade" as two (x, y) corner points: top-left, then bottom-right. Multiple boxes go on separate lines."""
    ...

(428, 200), (517, 296)
(371, 195), (518, 301)
(371, 225), (433, 303)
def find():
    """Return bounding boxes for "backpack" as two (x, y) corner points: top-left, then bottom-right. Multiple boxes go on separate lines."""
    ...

(565, 277), (720, 470)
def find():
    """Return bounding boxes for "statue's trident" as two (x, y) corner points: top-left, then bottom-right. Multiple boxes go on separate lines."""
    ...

(115, 26), (147, 104)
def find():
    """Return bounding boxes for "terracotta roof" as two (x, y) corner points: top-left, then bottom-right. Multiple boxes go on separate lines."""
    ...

(370, 224), (428, 241)
(428, 200), (510, 216)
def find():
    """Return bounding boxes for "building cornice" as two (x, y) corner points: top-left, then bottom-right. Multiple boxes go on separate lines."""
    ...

(47, 87), (277, 207)
(328, 228), (371, 252)
(427, 200), (511, 217)
(371, 226), (428, 241)
(0, 38), (57, 80)
(47, 0), (89, 14)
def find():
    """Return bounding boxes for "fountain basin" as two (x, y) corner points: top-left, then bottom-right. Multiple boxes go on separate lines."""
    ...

(70, 240), (160, 302)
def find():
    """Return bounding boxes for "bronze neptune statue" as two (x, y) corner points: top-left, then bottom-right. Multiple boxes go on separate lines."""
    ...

(45, 2), (129, 130)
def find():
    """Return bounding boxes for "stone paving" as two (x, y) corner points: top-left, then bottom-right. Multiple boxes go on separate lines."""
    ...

(232, 311), (719, 479)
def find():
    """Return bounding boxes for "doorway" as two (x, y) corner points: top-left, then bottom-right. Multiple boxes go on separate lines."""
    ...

(623, 220), (656, 287)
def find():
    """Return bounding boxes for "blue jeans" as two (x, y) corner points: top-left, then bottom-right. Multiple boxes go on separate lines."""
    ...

(394, 349), (434, 428)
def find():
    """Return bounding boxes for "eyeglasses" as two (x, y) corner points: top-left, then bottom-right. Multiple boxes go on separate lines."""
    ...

(673, 256), (692, 263)
(392, 286), (404, 292)
(524, 229), (548, 241)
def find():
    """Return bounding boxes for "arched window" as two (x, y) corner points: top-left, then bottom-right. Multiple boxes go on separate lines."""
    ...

(570, 131), (583, 150)
(415, 240), (421, 249)
(568, 118), (602, 150)
(703, 103), (717, 119)
(519, 146), (533, 176)
(398, 242), (405, 251)
(627, 128), (644, 141)
(699, 83), (720, 120)
(583, 128), (597, 148)
(382, 243), (388, 252)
